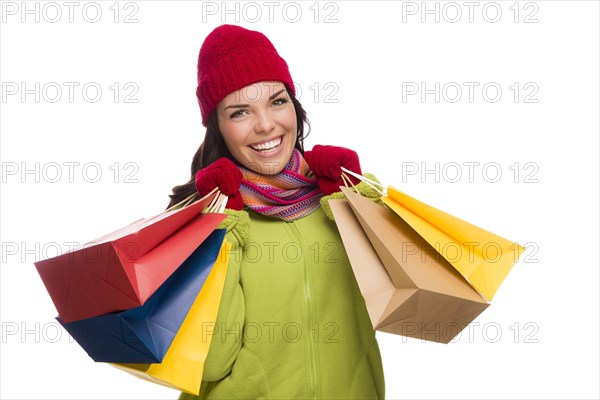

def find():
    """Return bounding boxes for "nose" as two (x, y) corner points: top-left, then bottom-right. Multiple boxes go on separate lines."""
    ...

(253, 109), (276, 134)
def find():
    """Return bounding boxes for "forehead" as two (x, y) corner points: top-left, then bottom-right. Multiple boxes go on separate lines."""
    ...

(221, 81), (286, 106)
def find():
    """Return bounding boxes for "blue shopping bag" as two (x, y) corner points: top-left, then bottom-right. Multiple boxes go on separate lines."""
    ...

(57, 229), (226, 363)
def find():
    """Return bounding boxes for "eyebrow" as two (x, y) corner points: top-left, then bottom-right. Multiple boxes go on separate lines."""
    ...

(224, 89), (287, 110)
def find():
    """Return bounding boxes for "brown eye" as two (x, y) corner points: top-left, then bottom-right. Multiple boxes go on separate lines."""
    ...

(230, 110), (247, 119)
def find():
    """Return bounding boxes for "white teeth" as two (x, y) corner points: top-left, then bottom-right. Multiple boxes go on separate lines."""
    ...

(250, 137), (282, 152)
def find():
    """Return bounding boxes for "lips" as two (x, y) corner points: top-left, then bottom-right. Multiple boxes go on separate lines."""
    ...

(249, 136), (282, 152)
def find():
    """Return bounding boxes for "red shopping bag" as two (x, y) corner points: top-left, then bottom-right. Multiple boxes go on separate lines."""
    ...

(34, 193), (226, 323)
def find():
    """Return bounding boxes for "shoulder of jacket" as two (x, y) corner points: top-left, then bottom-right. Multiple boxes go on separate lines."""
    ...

(218, 209), (251, 247)
(319, 172), (383, 221)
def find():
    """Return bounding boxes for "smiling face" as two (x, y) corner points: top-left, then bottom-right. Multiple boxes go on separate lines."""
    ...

(216, 81), (297, 175)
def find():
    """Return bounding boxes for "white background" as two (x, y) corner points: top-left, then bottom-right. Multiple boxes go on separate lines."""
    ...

(1, 1), (598, 399)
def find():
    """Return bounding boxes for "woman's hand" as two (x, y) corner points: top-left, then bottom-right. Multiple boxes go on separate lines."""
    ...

(195, 158), (244, 210)
(304, 145), (363, 195)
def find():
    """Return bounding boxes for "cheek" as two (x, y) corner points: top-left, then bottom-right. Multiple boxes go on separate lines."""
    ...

(282, 108), (298, 138)
(219, 123), (246, 153)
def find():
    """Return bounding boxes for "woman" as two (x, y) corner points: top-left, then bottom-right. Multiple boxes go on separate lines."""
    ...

(169, 24), (385, 399)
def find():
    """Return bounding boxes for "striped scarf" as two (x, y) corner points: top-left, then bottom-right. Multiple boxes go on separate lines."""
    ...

(238, 149), (323, 222)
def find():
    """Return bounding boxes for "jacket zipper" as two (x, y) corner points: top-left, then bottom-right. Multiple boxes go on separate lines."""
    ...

(289, 221), (318, 399)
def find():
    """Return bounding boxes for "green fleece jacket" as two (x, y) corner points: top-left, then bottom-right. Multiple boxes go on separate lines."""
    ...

(180, 182), (385, 399)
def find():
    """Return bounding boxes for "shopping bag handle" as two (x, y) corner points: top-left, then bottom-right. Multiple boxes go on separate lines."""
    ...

(165, 187), (228, 214)
(165, 192), (199, 213)
(340, 167), (386, 196)
(203, 189), (228, 214)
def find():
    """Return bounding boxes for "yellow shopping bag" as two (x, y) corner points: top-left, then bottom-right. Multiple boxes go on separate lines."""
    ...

(112, 240), (231, 395)
(381, 186), (525, 301)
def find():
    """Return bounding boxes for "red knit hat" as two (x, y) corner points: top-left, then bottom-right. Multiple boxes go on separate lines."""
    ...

(196, 24), (296, 126)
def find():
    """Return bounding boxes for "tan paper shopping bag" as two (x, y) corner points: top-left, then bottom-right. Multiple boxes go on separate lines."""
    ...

(329, 188), (488, 344)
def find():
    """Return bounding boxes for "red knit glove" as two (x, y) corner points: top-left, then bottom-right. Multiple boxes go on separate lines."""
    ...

(304, 145), (363, 195)
(195, 158), (244, 210)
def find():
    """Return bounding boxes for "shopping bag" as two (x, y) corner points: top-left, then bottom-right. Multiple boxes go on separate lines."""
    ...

(329, 189), (489, 344)
(112, 240), (231, 395)
(381, 186), (525, 301)
(57, 229), (226, 363)
(34, 192), (226, 323)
